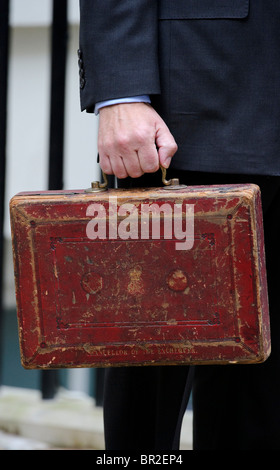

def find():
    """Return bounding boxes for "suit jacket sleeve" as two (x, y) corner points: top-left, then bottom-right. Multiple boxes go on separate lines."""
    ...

(79, 0), (161, 112)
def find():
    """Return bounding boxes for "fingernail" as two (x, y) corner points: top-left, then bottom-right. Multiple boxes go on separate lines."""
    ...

(162, 157), (171, 168)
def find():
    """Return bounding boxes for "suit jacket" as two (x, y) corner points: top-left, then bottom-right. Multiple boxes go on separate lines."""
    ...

(79, 0), (280, 176)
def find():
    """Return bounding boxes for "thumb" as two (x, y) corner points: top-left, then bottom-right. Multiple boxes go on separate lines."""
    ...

(155, 120), (178, 168)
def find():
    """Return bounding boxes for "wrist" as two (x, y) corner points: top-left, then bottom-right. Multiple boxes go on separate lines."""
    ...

(94, 95), (151, 115)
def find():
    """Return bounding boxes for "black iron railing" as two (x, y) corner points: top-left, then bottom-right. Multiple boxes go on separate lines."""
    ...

(41, 0), (68, 400)
(0, 0), (10, 386)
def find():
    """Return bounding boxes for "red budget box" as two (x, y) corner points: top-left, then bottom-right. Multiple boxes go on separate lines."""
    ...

(9, 179), (270, 369)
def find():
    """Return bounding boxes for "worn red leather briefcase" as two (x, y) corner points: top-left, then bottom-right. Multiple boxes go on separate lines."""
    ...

(10, 170), (271, 369)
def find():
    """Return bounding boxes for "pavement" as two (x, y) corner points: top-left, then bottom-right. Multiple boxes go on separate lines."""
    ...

(0, 430), (51, 450)
(0, 386), (192, 450)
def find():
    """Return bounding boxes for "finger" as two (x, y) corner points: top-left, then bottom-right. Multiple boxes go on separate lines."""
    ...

(99, 138), (130, 179)
(121, 151), (144, 178)
(99, 153), (114, 175)
(112, 130), (146, 177)
(109, 155), (129, 179)
(137, 143), (159, 174)
(155, 124), (178, 168)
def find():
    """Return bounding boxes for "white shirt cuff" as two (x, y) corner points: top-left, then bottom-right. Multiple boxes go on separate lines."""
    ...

(94, 95), (151, 115)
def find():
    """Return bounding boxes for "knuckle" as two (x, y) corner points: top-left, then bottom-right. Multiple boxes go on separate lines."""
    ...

(168, 138), (178, 153)
(135, 128), (149, 143)
(142, 159), (159, 173)
(99, 155), (112, 174)
(116, 170), (128, 179)
(105, 140), (117, 155)
(116, 133), (131, 150)
(132, 169), (144, 178)
(101, 162), (113, 175)
(99, 140), (112, 157)
(112, 160), (128, 179)
(162, 141), (178, 157)
(172, 141), (178, 153)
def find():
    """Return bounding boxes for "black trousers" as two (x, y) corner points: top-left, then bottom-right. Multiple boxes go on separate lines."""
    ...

(103, 169), (280, 450)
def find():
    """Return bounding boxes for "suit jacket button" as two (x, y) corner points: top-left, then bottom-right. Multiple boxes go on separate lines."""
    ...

(80, 77), (85, 89)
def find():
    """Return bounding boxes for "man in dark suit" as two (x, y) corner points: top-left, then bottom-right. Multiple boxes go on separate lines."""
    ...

(79, 0), (280, 449)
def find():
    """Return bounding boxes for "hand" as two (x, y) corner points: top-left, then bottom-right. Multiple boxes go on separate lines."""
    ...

(98, 102), (178, 179)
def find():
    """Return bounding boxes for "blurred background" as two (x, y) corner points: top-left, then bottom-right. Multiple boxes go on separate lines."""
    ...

(2, 0), (101, 397)
(0, 0), (192, 449)
(0, 0), (106, 449)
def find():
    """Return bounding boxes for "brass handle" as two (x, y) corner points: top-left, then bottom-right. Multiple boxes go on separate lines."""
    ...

(160, 165), (180, 187)
(86, 165), (184, 193)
